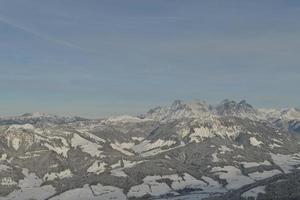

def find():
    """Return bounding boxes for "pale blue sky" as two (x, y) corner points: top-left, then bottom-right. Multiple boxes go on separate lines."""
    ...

(0, 0), (299, 117)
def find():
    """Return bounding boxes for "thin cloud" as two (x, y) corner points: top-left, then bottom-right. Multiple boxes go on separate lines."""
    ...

(0, 14), (93, 53)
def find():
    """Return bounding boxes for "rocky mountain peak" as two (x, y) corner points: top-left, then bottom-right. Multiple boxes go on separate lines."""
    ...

(215, 99), (256, 117)
(170, 100), (184, 111)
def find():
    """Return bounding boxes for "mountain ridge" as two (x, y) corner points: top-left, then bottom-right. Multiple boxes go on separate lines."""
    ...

(1, 99), (299, 122)
(1, 99), (300, 200)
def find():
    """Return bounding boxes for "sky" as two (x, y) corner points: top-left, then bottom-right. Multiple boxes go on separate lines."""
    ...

(0, 0), (299, 118)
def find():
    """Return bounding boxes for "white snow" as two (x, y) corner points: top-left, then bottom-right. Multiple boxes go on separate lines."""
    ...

(201, 176), (227, 194)
(128, 176), (173, 198)
(71, 134), (103, 157)
(189, 124), (240, 143)
(258, 108), (282, 119)
(272, 138), (283, 144)
(133, 139), (177, 153)
(87, 161), (106, 175)
(0, 153), (7, 161)
(249, 170), (281, 181)
(233, 144), (244, 149)
(211, 166), (254, 189)
(168, 173), (207, 190)
(117, 159), (140, 168)
(11, 138), (21, 151)
(241, 160), (271, 168)
(50, 185), (94, 200)
(249, 137), (263, 147)
(19, 153), (40, 159)
(110, 160), (132, 177)
(132, 139), (179, 157)
(269, 143), (282, 149)
(141, 142), (185, 157)
(258, 107), (300, 121)
(106, 115), (151, 123)
(110, 142), (135, 156)
(110, 159), (143, 177)
(43, 142), (69, 157)
(3, 168), (56, 200)
(281, 108), (300, 120)
(132, 136), (144, 141)
(36, 134), (70, 157)
(190, 127), (213, 142)
(49, 184), (126, 200)
(212, 153), (220, 162)
(43, 169), (73, 181)
(8, 124), (34, 131)
(128, 173), (225, 199)
(110, 169), (128, 177)
(91, 184), (126, 199)
(77, 129), (106, 143)
(128, 184), (153, 198)
(177, 128), (190, 138)
(218, 146), (233, 154)
(1, 177), (17, 186)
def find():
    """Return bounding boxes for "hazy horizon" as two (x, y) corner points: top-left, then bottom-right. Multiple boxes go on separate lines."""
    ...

(0, 98), (299, 119)
(0, 0), (300, 117)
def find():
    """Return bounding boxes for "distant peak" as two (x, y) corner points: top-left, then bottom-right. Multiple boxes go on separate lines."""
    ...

(238, 100), (253, 108)
(215, 99), (256, 117)
(171, 99), (184, 110)
(172, 99), (183, 106)
(238, 100), (247, 104)
(220, 99), (236, 105)
(107, 115), (152, 123)
(21, 112), (54, 118)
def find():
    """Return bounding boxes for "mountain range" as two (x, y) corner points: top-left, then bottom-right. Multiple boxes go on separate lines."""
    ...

(1, 99), (300, 200)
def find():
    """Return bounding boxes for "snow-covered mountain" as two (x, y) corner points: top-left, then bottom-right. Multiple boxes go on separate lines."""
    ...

(141, 99), (300, 134)
(1, 100), (300, 200)
(140, 99), (259, 121)
(258, 107), (300, 120)
(0, 112), (87, 125)
(257, 107), (300, 134)
(139, 99), (211, 121)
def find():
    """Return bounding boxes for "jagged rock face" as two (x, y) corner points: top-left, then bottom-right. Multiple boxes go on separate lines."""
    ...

(142, 99), (300, 134)
(1, 100), (300, 200)
(215, 99), (257, 117)
(140, 100), (211, 121)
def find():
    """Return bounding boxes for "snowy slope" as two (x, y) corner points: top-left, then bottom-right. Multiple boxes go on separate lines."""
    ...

(1, 99), (300, 200)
